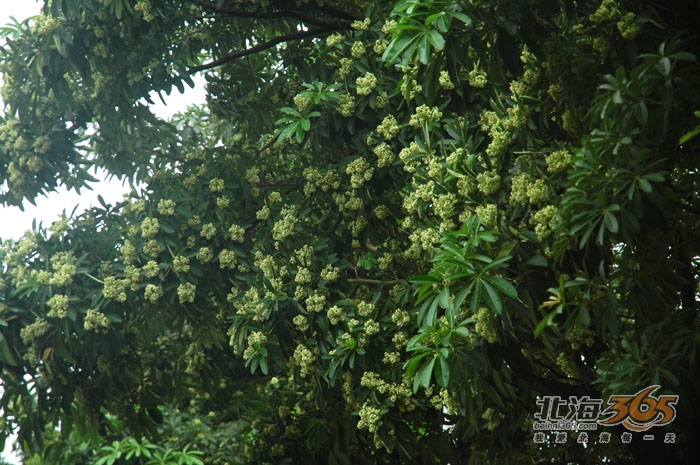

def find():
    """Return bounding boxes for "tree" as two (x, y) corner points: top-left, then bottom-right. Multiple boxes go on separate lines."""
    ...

(1, 1), (699, 464)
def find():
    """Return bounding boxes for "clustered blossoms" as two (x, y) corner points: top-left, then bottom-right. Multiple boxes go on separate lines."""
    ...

(567, 326), (596, 350)
(372, 142), (395, 167)
(172, 255), (190, 273)
(475, 204), (498, 228)
(339, 58), (354, 79)
(200, 223), (217, 240)
(357, 402), (383, 433)
(46, 294), (69, 318)
(473, 307), (499, 343)
(305, 293), (326, 313)
(272, 205), (298, 242)
(103, 276), (128, 302)
(545, 148), (572, 173)
(327, 305), (346, 325)
(196, 247), (214, 264)
(209, 178), (225, 192)
(438, 70), (454, 89)
(242, 331), (267, 360)
(409, 105), (442, 128)
(351, 41), (366, 58)
(376, 115), (400, 140)
(346, 157), (374, 188)
(228, 224), (245, 242)
(356, 72), (377, 95)
(292, 344), (316, 378)
(326, 33), (344, 47)
(20, 317), (50, 344)
(476, 169), (501, 195)
(141, 217), (160, 238)
(143, 260), (160, 277)
(49, 252), (77, 286)
(219, 250), (237, 269)
(144, 284), (163, 303)
(177, 282), (196, 303)
(531, 205), (559, 240)
(338, 94), (355, 117)
(468, 67), (488, 88)
(84, 309), (111, 333)
(157, 199), (176, 215)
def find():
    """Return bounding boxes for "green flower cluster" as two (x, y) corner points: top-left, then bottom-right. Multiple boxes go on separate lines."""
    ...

(228, 224), (245, 242)
(157, 199), (176, 215)
(177, 282), (196, 303)
(327, 305), (346, 325)
(531, 205), (559, 240)
(144, 284), (163, 303)
(47, 294), (69, 318)
(172, 255), (190, 273)
(476, 169), (501, 195)
(356, 72), (377, 95)
(409, 105), (442, 127)
(141, 217), (160, 238)
(372, 143), (395, 167)
(346, 157), (374, 188)
(545, 149), (572, 172)
(338, 94), (355, 117)
(376, 115), (400, 140)
(473, 307), (499, 343)
(103, 276), (128, 302)
(292, 344), (316, 378)
(84, 309), (111, 333)
(197, 247), (214, 264)
(219, 250), (237, 269)
(20, 317), (50, 344)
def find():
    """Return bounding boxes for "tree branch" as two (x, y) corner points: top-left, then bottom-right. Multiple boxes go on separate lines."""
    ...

(189, 27), (336, 73)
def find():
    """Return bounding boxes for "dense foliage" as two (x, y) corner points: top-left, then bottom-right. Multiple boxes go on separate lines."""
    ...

(1, 1), (699, 464)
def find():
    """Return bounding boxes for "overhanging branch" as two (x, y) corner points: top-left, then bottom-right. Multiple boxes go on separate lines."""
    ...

(188, 27), (336, 73)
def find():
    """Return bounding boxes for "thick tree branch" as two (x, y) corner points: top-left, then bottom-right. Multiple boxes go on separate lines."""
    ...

(189, 27), (336, 73)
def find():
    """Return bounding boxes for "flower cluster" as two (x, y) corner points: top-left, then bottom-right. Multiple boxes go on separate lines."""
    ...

(351, 41), (366, 58)
(346, 157), (374, 188)
(49, 252), (76, 286)
(376, 115), (400, 140)
(197, 247), (213, 263)
(228, 224), (245, 242)
(219, 250), (237, 269)
(475, 204), (498, 228)
(200, 223), (217, 240)
(409, 105), (442, 128)
(372, 143), (395, 167)
(338, 94), (355, 117)
(357, 402), (383, 433)
(84, 309), (111, 333)
(103, 276), (128, 302)
(47, 294), (69, 318)
(292, 344), (316, 378)
(141, 217), (160, 238)
(157, 199), (176, 215)
(172, 255), (190, 273)
(305, 293), (326, 313)
(209, 178), (225, 192)
(177, 282), (196, 303)
(144, 284), (163, 303)
(20, 317), (50, 344)
(438, 70), (454, 90)
(545, 149), (572, 173)
(476, 170), (501, 195)
(327, 305), (346, 325)
(468, 68), (488, 88)
(473, 307), (499, 343)
(272, 205), (298, 242)
(356, 72), (377, 95)
(531, 205), (559, 240)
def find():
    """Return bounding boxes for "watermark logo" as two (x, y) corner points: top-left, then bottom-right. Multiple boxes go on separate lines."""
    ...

(598, 385), (678, 432)
(532, 385), (678, 444)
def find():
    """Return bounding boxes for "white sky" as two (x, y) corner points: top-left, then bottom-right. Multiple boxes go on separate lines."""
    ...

(0, 2), (207, 462)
